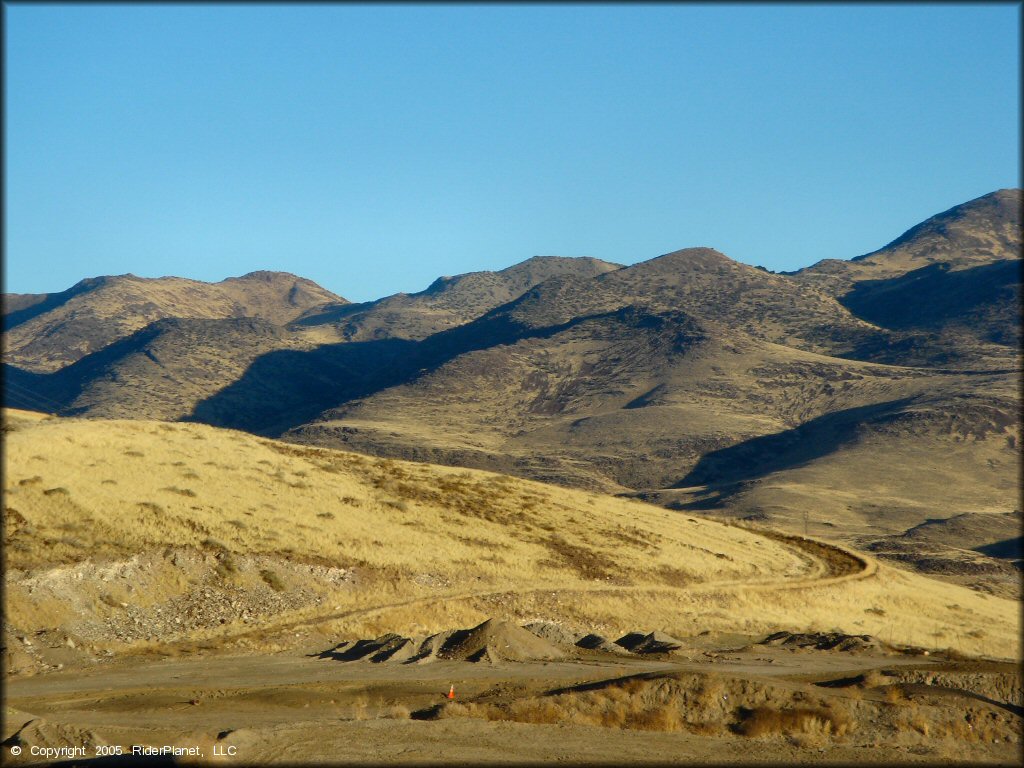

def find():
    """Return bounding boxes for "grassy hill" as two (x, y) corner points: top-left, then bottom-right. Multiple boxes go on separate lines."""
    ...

(4, 409), (1019, 669)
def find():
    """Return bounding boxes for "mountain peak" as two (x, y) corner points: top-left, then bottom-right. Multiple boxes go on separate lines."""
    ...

(227, 270), (310, 284)
(855, 188), (1022, 262)
(623, 247), (743, 277)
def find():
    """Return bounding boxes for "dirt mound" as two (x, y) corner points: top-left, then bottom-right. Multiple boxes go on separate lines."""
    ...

(325, 623), (691, 664)
(615, 630), (686, 654)
(324, 619), (567, 665)
(322, 633), (420, 664)
(760, 631), (886, 653)
(523, 621), (582, 647)
(431, 619), (567, 663)
(576, 633), (631, 654)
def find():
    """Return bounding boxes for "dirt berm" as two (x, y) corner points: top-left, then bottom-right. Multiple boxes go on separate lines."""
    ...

(322, 619), (567, 664)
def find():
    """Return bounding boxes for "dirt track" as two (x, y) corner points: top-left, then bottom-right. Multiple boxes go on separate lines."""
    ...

(164, 530), (879, 653)
(5, 633), (1019, 766)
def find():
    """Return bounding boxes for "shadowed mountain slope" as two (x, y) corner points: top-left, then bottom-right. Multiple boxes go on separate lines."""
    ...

(280, 310), (1016, 497)
(840, 259), (1020, 346)
(6, 317), (319, 421)
(3, 271), (345, 372)
(475, 247), (889, 360)
(786, 189), (1022, 369)
(855, 511), (1022, 599)
(291, 255), (621, 341)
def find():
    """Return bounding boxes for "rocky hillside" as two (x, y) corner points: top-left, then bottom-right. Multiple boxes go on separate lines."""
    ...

(3, 271), (345, 372)
(792, 189), (1021, 359)
(291, 255), (621, 342)
(793, 189), (1021, 294)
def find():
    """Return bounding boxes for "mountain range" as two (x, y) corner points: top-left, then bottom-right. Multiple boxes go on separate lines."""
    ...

(4, 188), (1020, 595)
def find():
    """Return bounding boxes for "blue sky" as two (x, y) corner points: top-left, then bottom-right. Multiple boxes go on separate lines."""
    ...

(5, 4), (1020, 302)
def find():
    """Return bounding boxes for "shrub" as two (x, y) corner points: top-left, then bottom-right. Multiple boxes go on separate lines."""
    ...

(215, 553), (239, 578)
(884, 686), (904, 704)
(735, 706), (851, 739)
(259, 569), (285, 592)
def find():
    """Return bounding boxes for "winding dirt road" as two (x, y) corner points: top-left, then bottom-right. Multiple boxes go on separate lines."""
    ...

(178, 529), (877, 652)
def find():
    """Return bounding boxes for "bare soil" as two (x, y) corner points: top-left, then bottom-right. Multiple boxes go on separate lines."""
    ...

(3, 634), (1020, 765)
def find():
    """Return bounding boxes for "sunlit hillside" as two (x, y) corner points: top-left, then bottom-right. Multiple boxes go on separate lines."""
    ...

(3, 409), (1019, 666)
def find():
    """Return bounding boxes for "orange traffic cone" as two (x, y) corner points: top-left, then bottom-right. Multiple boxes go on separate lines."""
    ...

(447, 685), (455, 699)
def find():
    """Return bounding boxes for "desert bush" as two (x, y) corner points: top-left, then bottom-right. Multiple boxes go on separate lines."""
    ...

(435, 678), (693, 733)
(629, 705), (683, 732)
(735, 706), (851, 739)
(860, 670), (890, 688)
(259, 568), (285, 592)
(43, 487), (70, 496)
(907, 713), (930, 737)
(884, 686), (905, 704)
(215, 553), (239, 579)
(695, 675), (725, 708)
(350, 696), (369, 721)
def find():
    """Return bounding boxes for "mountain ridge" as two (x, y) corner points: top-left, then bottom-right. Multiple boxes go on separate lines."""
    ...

(3, 190), (1019, 597)
(3, 270), (345, 372)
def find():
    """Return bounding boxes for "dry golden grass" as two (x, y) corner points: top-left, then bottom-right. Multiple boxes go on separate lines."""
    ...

(3, 409), (1019, 660)
(431, 672), (1022, 754)
(3, 412), (795, 583)
(434, 673), (860, 740)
